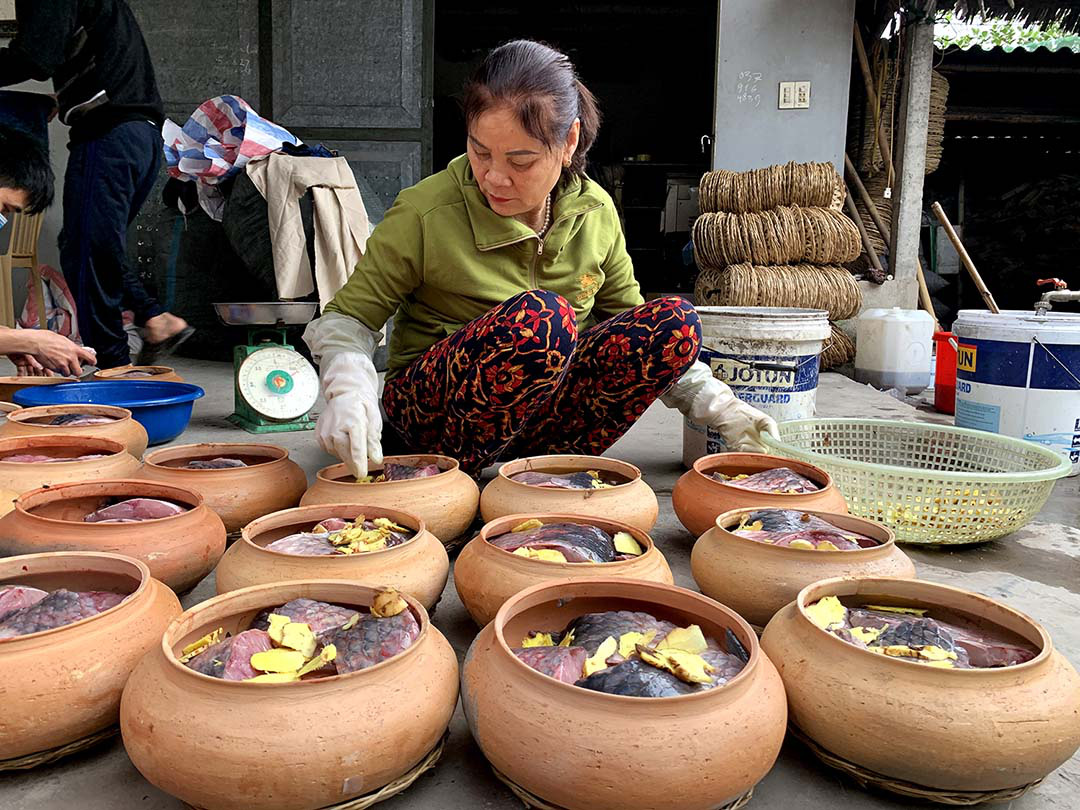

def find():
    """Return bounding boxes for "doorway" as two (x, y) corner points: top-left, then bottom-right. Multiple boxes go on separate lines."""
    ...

(433, 1), (718, 295)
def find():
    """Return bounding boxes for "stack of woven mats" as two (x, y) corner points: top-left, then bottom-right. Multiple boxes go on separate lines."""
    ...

(693, 161), (862, 369)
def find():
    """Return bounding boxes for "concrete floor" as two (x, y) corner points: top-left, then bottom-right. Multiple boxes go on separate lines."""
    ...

(2, 358), (1078, 810)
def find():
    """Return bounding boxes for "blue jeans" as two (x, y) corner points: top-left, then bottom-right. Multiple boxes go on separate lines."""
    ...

(60, 120), (164, 368)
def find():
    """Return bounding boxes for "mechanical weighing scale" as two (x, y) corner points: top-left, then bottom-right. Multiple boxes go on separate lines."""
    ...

(213, 302), (321, 433)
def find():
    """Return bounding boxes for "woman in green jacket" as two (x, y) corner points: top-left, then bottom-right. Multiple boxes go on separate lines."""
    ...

(304, 39), (774, 476)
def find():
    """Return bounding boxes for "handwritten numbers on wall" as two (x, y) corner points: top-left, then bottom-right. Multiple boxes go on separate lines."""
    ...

(736, 70), (762, 108)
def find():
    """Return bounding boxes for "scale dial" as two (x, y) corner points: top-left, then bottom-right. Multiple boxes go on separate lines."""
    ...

(236, 346), (319, 421)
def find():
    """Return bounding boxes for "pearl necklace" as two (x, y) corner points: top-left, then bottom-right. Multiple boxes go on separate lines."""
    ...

(538, 193), (553, 237)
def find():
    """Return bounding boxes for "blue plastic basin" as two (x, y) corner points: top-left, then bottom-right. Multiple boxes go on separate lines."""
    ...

(13, 381), (205, 446)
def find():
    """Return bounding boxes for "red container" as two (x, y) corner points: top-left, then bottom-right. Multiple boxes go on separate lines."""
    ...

(933, 331), (957, 414)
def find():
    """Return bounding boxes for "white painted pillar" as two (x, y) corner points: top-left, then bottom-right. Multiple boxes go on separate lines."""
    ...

(889, 3), (937, 305)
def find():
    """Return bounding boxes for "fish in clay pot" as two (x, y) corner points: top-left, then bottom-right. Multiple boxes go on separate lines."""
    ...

(454, 513), (673, 625)
(120, 581), (458, 810)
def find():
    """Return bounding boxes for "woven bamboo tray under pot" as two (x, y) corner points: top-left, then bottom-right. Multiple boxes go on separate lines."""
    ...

(184, 734), (448, 810)
(491, 767), (753, 810)
(788, 725), (1041, 806)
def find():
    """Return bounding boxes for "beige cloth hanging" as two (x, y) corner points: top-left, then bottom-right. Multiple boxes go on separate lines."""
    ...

(246, 153), (370, 307)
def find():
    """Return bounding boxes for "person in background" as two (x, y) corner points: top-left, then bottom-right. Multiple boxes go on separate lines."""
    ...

(0, 0), (193, 370)
(304, 40), (776, 477)
(0, 126), (97, 376)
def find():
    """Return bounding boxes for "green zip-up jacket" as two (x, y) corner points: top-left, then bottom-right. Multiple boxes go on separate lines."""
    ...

(325, 154), (644, 379)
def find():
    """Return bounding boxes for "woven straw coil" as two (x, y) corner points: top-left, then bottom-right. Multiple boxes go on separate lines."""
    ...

(694, 263), (862, 322)
(699, 161), (844, 213)
(693, 207), (861, 267)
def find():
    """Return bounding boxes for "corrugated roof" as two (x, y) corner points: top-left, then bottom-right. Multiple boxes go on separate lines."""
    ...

(950, 34), (1080, 50)
(938, 1), (1080, 29)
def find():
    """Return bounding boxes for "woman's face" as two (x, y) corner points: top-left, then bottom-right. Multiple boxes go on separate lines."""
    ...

(467, 104), (580, 219)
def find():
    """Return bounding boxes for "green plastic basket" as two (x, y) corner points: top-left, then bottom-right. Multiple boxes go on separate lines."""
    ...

(762, 419), (1071, 545)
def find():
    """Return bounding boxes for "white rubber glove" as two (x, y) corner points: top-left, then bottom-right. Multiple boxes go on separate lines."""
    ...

(661, 361), (778, 453)
(303, 313), (384, 477)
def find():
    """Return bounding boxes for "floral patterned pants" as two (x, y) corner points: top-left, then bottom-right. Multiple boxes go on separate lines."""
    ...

(382, 290), (701, 473)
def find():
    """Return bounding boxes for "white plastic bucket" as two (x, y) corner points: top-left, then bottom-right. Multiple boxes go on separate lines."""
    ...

(954, 309), (1080, 474)
(683, 306), (831, 467)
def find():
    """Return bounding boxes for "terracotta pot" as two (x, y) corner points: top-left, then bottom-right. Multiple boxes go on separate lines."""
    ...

(215, 503), (449, 609)
(301, 455), (479, 545)
(0, 404), (149, 457)
(480, 454), (659, 532)
(92, 364), (184, 383)
(0, 436), (142, 516)
(0, 480), (226, 592)
(673, 452), (847, 537)
(761, 576), (1080, 792)
(0, 375), (77, 403)
(692, 508), (915, 627)
(462, 577), (788, 810)
(454, 513), (674, 626)
(121, 579), (459, 810)
(139, 443), (307, 532)
(0, 551), (181, 761)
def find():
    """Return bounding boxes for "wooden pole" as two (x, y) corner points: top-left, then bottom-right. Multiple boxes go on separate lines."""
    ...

(844, 191), (888, 285)
(931, 201), (1000, 314)
(852, 23), (894, 176)
(844, 153), (940, 330)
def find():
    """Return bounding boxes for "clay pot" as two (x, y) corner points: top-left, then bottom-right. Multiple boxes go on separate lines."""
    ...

(0, 480), (226, 593)
(761, 576), (1080, 793)
(0, 375), (76, 403)
(215, 504), (449, 609)
(301, 455), (479, 545)
(92, 364), (184, 383)
(120, 579), (459, 810)
(0, 404), (149, 457)
(0, 436), (142, 517)
(454, 514), (675, 626)
(139, 443), (307, 532)
(0, 551), (181, 761)
(462, 577), (788, 810)
(480, 454), (659, 532)
(0, 401), (20, 415)
(692, 509), (915, 627)
(673, 452), (847, 537)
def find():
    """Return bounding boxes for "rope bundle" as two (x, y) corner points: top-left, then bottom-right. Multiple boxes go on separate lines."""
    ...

(820, 324), (856, 370)
(695, 263), (862, 321)
(925, 71), (949, 175)
(699, 161), (844, 213)
(693, 207), (862, 267)
(851, 63), (948, 177)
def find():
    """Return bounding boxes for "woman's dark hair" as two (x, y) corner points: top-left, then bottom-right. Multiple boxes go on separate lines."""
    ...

(463, 39), (601, 177)
(0, 126), (54, 214)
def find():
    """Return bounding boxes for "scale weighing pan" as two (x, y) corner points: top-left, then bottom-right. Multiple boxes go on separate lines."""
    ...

(214, 302), (318, 327)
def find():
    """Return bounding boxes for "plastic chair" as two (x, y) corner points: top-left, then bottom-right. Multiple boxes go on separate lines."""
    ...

(0, 211), (47, 329)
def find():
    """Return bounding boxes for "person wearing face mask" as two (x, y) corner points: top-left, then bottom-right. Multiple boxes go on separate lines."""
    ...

(304, 39), (776, 477)
(0, 126), (97, 376)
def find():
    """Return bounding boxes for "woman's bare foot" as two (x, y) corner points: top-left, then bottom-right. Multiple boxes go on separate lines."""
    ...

(142, 312), (189, 344)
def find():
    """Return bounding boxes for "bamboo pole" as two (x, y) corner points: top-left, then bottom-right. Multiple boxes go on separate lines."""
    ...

(844, 191), (888, 285)
(844, 153), (940, 331)
(931, 201), (1000, 314)
(852, 23), (894, 175)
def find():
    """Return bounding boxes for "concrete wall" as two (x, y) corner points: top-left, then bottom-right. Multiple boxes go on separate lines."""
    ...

(712, 0), (856, 173)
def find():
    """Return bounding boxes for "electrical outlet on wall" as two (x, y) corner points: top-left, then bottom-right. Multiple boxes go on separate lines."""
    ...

(778, 81), (795, 109)
(795, 81), (811, 109)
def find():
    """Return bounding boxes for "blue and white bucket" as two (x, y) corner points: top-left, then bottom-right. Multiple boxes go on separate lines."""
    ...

(954, 309), (1080, 474)
(683, 306), (831, 466)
